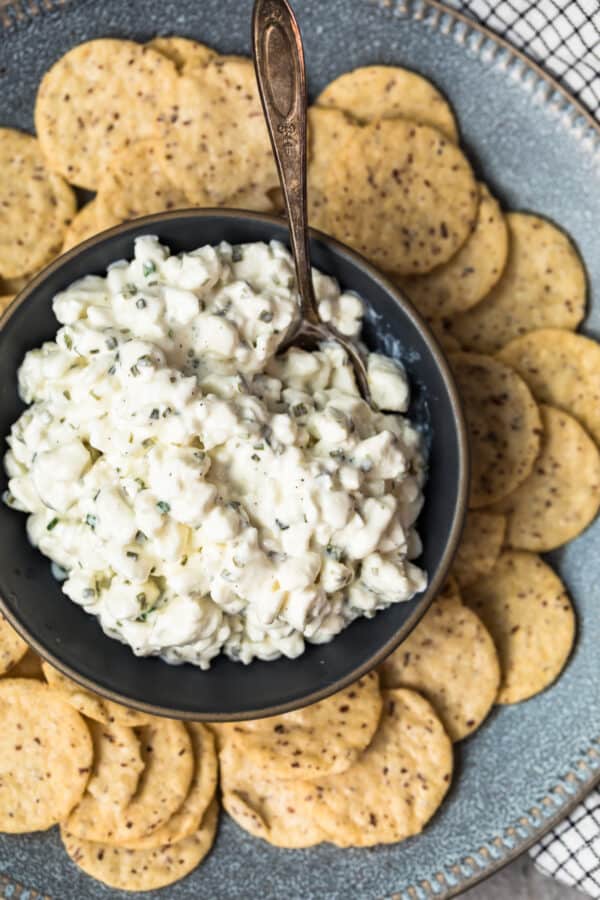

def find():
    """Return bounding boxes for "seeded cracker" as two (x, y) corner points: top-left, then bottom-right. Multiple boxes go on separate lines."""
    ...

(397, 184), (509, 318)
(42, 662), (151, 726)
(65, 717), (193, 843)
(222, 689), (451, 848)
(452, 511), (506, 588)
(498, 329), (600, 446)
(66, 721), (145, 832)
(35, 40), (179, 190)
(490, 405), (600, 551)
(121, 724), (218, 850)
(96, 140), (189, 223)
(157, 56), (279, 209)
(0, 679), (93, 832)
(0, 613), (28, 674)
(316, 65), (459, 142)
(62, 200), (117, 252)
(449, 213), (587, 353)
(5, 649), (44, 680)
(147, 36), (217, 72)
(1, 274), (36, 296)
(306, 106), (361, 232)
(220, 742), (330, 848)
(213, 671), (382, 780)
(0, 129), (76, 278)
(379, 582), (500, 740)
(463, 552), (575, 704)
(449, 352), (542, 508)
(61, 799), (218, 891)
(325, 119), (478, 275)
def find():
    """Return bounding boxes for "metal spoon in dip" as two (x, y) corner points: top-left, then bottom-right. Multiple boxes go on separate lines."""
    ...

(252, 0), (372, 403)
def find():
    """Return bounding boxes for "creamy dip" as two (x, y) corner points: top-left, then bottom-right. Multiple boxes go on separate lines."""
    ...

(3, 237), (426, 667)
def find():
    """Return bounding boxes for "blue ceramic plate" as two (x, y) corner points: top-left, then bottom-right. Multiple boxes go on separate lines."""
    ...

(0, 1), (598, 897)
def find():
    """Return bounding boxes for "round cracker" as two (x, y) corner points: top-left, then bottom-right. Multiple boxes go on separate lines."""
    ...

(5, 649), (44, 680)
(397, 184), (508, 318)
(379, 585), (500, 740)
(220, 741), (329, 848)
(325, 119), (478, 275)
(121, 724), (217, 850)
(213, 671), (382, 781)
(147, 36), (217, 72)
(490, 405), (600, 551)
(35, 39), (179, 190)
(67, 721), (144, 832)
(449, 213), (587, 353)
(66, 717), (193, 842)
(157, 56), (278, 209)
(498, 329), (600, 447)
(61, 799), (218, 891)
(316, 65), (458, 142)
(41, 661), (151, 727)
(316, 689), (452, 846)
(0, 679), (93, 832)
(425, 317), (462, 352)
(1, 273), (33, 295)
(62, 200), (115, 252)
(0, 128), (76, 278)
(306, 106), (361, 232)
(0, 613), (28, 674)
(96, 140), (189, 224)
(463, 552), (575, 704)
(452, 511), (506, 588)
(450, 352), (542, 508)
(221, 688), (452, 849)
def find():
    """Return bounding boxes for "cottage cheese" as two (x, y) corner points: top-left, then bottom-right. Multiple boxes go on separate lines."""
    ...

(3, 236), (426, 668)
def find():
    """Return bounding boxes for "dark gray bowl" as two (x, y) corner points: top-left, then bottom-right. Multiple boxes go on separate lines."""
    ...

(0, 210), (467, 719)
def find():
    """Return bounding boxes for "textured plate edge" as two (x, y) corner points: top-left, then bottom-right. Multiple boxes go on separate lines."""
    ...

(0, 0), (598, 897)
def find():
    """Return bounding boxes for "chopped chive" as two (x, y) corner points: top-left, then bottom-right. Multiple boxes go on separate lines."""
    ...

(85, 513), (97, 529)
(130, 364), (140, 377)
(275, 518), (289, 531)
(63, 334), (73, 350)
(136, 591), (147, 605)
(292, 403), (308, 417)
(135, 530), (147, 544)
(232, 246), (243, 262)
(123, 283), (138, 297)
(143, 260), (156, 278)
(156, 500), (170, 514)
(150, 408), (159, 420)
(259, 310), (273, 323)
(251, 453), (260, 462)
(126, 551), (138, 560)
(105, 336), (118, 350)
(136, 297), (147, 310)
(47, 517), (59, 531)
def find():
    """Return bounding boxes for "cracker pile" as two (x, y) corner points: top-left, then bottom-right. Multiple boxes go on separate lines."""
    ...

(0, 653), (218, 890)
(0, 35), (598, 890)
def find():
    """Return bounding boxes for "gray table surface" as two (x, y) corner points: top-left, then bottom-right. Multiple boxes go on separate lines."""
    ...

(465, 854), (582, 899)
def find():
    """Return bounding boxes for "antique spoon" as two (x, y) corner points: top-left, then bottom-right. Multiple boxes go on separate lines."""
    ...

(252, 0), (371, 402)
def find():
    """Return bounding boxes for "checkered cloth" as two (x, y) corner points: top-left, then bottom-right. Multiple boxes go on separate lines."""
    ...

(530, 790), (600, 897)
(444, 5), (600, 896)
(445, 1), (600, 119)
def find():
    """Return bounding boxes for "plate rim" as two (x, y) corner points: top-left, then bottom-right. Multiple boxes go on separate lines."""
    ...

(0, 0), (598, 897)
